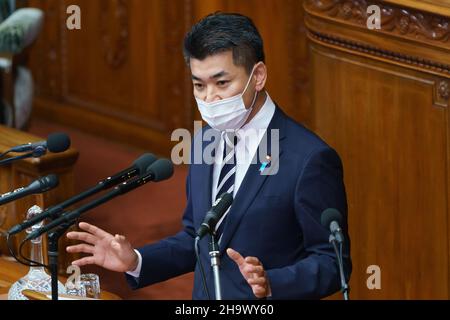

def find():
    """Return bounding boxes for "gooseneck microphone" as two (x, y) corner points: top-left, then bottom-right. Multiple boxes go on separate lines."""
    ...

(0, 174), (59, 206)
(99, 153), (158, 189)
(25, 158), (174, 241)
(7, 153), (156, 236)
(321, 208), (349, 300)
(10, 132), (71, 154)
(194, 192), (233, 301)
(0, 133), (72, 166)
(196, 192), (233, 240)
(115, 158), (174, 194)
(321, 208), (344, 244)
(10, 132), (70, 153)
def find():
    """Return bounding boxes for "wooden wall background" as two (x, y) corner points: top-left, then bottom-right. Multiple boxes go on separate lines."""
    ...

(25, 0), (450, 299)
(27, 0), (309, 155)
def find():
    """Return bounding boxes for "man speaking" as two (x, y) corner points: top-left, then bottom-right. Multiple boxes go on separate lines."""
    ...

(66, 12), (351, 299)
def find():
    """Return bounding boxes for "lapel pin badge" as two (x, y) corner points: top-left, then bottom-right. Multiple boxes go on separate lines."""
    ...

(259, 155), (271, 173)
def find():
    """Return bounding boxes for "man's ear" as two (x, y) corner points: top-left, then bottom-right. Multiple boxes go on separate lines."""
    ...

(253, 62), (267, 91)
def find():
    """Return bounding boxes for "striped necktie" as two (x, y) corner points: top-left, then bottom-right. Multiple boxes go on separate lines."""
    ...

(214, 131), (238, 239)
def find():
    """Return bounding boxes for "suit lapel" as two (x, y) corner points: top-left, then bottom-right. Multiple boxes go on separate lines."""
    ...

(196, 126), (220, 219)
(198, 163), (213, 217)
(219, 106), (287, 254)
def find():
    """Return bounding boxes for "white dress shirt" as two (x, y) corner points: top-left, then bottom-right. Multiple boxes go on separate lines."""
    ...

(127, 92), (276, 278)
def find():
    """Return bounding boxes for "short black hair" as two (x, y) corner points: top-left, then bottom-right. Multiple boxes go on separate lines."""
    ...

(183, 12), (265, 74)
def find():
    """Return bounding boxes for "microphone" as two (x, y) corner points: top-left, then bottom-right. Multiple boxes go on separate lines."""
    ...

(25, 158), (174, 241)
(320, 208), (350, 300)
(0, 133), (71, 166)
(195, 192), (233, 301)
(98, 153), (158, 189)
(7, 153), (156, 236)
(115, 158), (174, 194)
(0, 174), (59, 206)
(196, 192), (233, 240)
(10, 132), (71, 154)
(321, 208), (344, 244)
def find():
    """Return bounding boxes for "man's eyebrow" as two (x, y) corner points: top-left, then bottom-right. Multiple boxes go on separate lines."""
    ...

(211, 71), (229, 79)
(191, 71), (229, 81)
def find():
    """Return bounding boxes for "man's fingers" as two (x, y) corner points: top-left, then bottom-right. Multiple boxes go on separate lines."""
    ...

(110, 239), (125, 252)
(114, 234), (128, 244)
(243, 265), (264, 276)
(228, 250), (267, 289)
(248, 277), (266, 286)
(245, 256), (260, 265)
(226, 248), (245, 267)
(70, 256), (95, 267)
(252, 285), (266, 297)
(66, 231), (97, 244)
(78, 222), (110, 238)
(66, 244), (94, 254)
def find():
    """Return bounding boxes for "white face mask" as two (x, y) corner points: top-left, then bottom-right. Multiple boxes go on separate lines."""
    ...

(195, 67), (258, 131)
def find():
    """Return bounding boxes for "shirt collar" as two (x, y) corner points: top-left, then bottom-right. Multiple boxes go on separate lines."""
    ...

(237, 92), (276, 153)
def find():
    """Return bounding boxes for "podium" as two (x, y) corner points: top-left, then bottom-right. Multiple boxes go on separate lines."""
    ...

(0, 124), (80, 273)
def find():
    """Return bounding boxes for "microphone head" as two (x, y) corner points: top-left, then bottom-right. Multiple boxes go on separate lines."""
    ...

(321, 208), (342, 228)
(133, 153), (157, 174)
(147, 158), (174, 182)
(29, 174), (59, 193)
(47, 133), (71, 153)
(213, 192), (233, 213)
(196, 192), (233, 238)
(40, 174), (59, 192)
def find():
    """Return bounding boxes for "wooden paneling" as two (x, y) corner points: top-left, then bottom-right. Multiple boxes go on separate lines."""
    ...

(0, 125), (79, 274)
(28, 0), (311, 154)
(311, 45), (448, 299)
(28, 0), (194, 156)
(385, 0), (450, 17)
(305, 0), (450, 299)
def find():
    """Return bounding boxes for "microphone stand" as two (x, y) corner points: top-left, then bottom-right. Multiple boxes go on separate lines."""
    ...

(329, 234), (349, 300)
(48, 220), (75, 301)
(209, 234), (222, 300)
(26, 188), (123, 241)
(8, 166), (139, 236)
(0, 152), (35, 166)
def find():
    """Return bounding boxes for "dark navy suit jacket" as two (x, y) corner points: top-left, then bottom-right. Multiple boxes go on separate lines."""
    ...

(126, 106), (351, 299)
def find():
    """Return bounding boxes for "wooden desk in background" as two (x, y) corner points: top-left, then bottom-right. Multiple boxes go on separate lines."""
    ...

(0, 125), (80, 274)
(0, 256), (121, 300)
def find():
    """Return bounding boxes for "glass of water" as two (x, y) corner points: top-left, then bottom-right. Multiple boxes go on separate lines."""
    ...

(65, 282), (87, 298)
(65, 273), (100, 299)
(80, 274), (101, 299)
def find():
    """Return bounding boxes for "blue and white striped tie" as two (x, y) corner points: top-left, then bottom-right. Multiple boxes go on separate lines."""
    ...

(214, 131), (238, 239)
